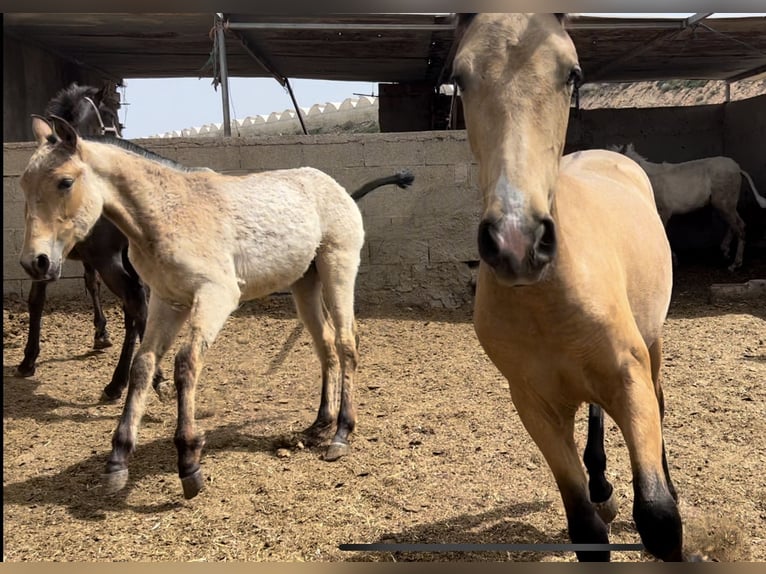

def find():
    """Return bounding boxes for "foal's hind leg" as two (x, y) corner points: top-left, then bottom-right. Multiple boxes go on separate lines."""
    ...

(583, 404), (618, 524)
(316, 251), (361, 462)
(103, 295), (189, 495)
(291, 264), (341, 445)
(605, 345), (683, 562)
(512, 389), (610, 562)
(83, 261), (112, 349)
(16, 280), (47, 377)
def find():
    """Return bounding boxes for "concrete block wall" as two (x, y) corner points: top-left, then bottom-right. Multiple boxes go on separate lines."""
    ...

(5, 96), (765, 309)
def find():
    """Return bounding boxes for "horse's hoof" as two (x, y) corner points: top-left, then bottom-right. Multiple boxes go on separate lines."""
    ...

(93, 336), (113, 350)
(155, 381), (176, 403)
(102, 469), (129, 495)
(100, 388), (122, 404)
(302, 421), (335, 445)
(180, 469), (204, 499)
(593, 492), (619, 524)
(14, 364), (35, 378)
(324, 441), (349, 462)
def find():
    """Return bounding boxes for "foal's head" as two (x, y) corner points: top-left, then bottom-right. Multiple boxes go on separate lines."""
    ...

(19, 116), (103, 281)
(452, 13), (582, 285)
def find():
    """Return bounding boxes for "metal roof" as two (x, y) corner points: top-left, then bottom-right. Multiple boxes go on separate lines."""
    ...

(4, 13), (766, 85)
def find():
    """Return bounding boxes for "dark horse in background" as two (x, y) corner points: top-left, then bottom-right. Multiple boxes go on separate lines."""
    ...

(15, 83), (150, 402)
(16, 83), (415, 404)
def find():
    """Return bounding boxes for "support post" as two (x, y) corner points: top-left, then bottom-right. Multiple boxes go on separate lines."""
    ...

(216, 15), (232, 137)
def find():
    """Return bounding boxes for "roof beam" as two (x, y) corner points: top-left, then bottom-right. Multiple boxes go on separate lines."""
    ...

(726, 62), (766, 82)
(683, 13), (714, 28)
(225, 22), (455, 31)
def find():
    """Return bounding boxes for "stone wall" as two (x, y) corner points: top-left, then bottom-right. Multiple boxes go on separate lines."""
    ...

(5, 96), (765, 308)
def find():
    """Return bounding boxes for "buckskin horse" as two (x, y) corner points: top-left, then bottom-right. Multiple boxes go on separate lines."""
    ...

(451, 14), (684, 561)
(18, 114), (412, 500)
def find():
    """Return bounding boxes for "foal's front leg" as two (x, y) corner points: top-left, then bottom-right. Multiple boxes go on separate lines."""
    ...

(102, 296), (189, 494)
(173, 283), (239, 499)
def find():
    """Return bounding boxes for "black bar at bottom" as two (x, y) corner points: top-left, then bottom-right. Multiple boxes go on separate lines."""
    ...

(339, 543), (644, 552)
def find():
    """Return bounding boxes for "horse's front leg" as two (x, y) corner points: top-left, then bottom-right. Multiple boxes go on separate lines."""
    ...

(173, 283), (239, 499)
(16, 281), (47, 377)
(102, 295), (188, 495)
(83, 261), (112, 350)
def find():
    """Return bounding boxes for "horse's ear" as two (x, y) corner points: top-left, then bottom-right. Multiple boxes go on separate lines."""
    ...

(555, 13), (568, 25)
(31, 114), (55, 145)
(48, 114), (80, 151)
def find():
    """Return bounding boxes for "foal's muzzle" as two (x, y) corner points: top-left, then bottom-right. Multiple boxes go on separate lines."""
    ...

(478, 215), (557, 285)
(20, 253), (60, 282)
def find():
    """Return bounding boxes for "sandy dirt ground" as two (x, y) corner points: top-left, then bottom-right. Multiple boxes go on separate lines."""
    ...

(3, 260), (765, 563)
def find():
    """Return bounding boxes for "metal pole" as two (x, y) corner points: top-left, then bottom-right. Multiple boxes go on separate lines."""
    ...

(284, 78), (308, 135)
(216, 15), (232, 137)
(724, 81), (731, 103)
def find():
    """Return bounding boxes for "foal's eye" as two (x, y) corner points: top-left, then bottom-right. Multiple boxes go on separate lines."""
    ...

(567, 64), (584, 88)
(58, 177), (74, 191)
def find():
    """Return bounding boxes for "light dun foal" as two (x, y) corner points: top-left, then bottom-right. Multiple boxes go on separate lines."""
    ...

(20, 116), (367, 499)
(453, 14), (685, 561)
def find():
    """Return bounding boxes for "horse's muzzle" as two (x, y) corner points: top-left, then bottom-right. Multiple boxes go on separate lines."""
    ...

(20, 253), (60, 282)
(477, 216), (557, 285)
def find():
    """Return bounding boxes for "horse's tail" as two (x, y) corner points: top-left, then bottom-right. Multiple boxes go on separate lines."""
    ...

(740, 170), (766, 209)
(350, 170), (415, 202)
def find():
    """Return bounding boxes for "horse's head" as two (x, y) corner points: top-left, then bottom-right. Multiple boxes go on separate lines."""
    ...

(45, 83), (123, 137)
(19, 116), (103, 281)
(452, 13), (582, 285)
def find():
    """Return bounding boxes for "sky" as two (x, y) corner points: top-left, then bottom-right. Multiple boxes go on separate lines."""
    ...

(119, 13), (764, 138)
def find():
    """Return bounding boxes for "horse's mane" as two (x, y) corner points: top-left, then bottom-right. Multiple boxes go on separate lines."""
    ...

(45, 84), (101, 121)
(84, 135), (205, 173)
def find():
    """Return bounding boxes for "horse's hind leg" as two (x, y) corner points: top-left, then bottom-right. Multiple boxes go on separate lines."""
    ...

(316, 250), (360, 462)
(714, 205), (746, 271)
(291, 263), (341, 444)
(512, 390), (610, 561)
(103, 295), (189, 495)
(83, 261), (112, 349)
(605, 345), (683, 562)
(15, 281), (47, 377)
(583, 404), (618, 524)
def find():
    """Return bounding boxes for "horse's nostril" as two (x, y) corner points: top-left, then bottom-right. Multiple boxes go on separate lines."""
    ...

(534, 218), (557, 263)
(477, 219), (500, 264)
(34, 254), (51, 274)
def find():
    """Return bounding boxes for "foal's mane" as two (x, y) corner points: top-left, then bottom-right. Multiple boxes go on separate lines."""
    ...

(84, 135), (203, 173)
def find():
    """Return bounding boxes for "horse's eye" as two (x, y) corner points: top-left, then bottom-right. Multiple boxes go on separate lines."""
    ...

(567, 64), (584, 88)
(451, 73), (465, 92)
(58, 177), (74, 191)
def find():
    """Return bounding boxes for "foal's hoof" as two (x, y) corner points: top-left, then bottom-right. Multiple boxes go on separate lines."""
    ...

(180, 469), (204, 499)
(14, 364), (35, 378)
(93, 335), (113, 350)
(593, 492), (619, 524)
(324, 441), (349, 462)
(102, 469), (129, 495)
(154, 380), (176, 403)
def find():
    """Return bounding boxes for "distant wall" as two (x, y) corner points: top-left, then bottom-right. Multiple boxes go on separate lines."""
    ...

(3, 34), (118, 143)
(5, 97), (765, 308)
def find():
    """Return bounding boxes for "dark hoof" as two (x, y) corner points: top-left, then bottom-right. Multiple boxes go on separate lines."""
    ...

(100, 387), (122, 403)
(302, 421), (335, 446)
(154, 380), (176, 403)
(593, 492), (619, 524)
(14, 364), (36, 378)
(102, 469), (129, 495)
(180, 469), (204, 499)
(324, 441), (349, 462)
(93, 336), (113, 350)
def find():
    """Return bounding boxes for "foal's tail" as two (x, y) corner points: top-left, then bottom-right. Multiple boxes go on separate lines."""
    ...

(350, 170), (415, 202)
(741, 170), (766, 209)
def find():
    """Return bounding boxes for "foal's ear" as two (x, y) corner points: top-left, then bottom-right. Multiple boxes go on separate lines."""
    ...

(31, 114), (55, 145)
(48, 114), (80, 151)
